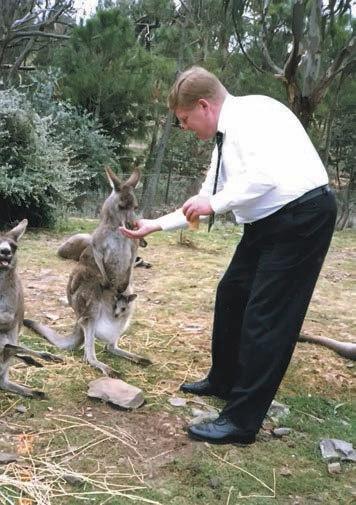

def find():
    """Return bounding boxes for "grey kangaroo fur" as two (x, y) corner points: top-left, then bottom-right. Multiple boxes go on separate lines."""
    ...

(57, 233), (150, 267)
(299, 334), (356, 361)
(24, 168), (151, 376)
(0, 220), (62, 398)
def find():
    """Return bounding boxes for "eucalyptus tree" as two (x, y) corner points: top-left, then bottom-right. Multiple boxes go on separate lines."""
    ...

(0, 0), (75, 85)
(225, 0), (356, 129)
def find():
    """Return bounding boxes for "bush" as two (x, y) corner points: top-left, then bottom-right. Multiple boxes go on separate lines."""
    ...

(29, 70), (123, 205)
(0, 89), (76, 227)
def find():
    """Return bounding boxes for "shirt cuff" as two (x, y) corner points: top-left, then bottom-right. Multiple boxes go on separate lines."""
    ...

(155, 209), (188, 231)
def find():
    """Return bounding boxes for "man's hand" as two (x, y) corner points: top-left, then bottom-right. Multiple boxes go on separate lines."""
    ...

(182, 195), (213, 223)
(119, 219), (161, 239)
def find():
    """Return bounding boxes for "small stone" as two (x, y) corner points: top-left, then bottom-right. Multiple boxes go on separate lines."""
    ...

(209, 476), (221, 489)
(266, 401), (290, 422)
(327, 462), (341, 475)
(191, 408), (207, 417)
(87, 377), (144, 409)
(63, 474), (84, 485)
(273, 427), (291, 437)
(262, 421), (274, 431)
(0, 452), (19, 464)
(188, 411), (219, 426)
(58, 296), (69, 306)
(16, 405), (27, 414)
(279, 466), (292, 476)
(168, 396), (187, 407)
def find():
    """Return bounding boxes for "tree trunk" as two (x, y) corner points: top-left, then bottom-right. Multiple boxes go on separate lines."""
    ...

(139, 19), (186, 217)
(140, 110), (173, 217)
(140, 107), (160, 202)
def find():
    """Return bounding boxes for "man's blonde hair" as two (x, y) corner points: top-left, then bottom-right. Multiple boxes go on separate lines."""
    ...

(168, 66), (226, 111)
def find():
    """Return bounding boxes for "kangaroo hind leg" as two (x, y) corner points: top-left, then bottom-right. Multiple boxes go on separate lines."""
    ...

(106, 343), (152, 366)
(0, 366), (46, 399)
(82, 322), (120, 377)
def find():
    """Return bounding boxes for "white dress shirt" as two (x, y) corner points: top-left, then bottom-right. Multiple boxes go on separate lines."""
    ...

(156, 94), (329, 231)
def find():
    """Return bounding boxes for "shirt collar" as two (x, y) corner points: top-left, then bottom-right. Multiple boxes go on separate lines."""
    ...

(217, 93), (234, 135)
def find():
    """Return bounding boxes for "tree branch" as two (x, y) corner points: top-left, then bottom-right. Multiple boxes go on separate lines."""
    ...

(1, 63), (36, 71)
(260, 1), (283, 75)
(312, 35), (356, 102)
(10, 30), (70, 40)
(283, 0), (304, 81)
(8, 37), (36, 81)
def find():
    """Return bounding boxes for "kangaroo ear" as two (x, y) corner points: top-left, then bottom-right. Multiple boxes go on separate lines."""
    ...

(128, 293), (138, 302)
(7, 219), (28, 242)
(105, 167), (121, 192)
(122, 168), (140, 189)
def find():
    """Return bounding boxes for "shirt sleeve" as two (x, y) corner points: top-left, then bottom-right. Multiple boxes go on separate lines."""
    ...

(155, 148), (220, 232)
(155, 208), (188, 231)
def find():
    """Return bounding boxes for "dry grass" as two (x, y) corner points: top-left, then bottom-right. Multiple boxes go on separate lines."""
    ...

(0, 222), (355, 504)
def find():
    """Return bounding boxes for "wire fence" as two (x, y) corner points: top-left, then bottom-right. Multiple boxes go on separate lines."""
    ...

(69, 172), (356, 229)
(70, 172), (204, 219)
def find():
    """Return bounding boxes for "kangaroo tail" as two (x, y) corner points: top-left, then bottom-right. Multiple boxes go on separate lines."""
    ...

(299, 334), (356, 361)
(57, 233), (92, 261)
(23, 319), (84, 350)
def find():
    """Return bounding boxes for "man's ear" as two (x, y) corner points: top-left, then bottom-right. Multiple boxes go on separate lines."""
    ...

(197, 98), (210, 110)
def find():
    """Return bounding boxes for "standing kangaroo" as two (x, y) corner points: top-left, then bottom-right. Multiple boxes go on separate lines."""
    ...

(0, 220), (62, 398)
(24, 168), (151, 376)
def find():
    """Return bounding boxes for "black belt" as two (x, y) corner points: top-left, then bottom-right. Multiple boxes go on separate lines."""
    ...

(282, 185), (331, 212)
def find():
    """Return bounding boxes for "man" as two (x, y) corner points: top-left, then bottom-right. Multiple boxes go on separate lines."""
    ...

(120, 66), (337, 445)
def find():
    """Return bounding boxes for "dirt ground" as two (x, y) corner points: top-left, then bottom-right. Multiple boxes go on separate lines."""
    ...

(0, 224), (355, 504)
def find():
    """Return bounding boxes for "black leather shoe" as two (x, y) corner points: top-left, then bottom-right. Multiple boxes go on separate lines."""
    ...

(188, 415), (256, 445)
(180, 378), (230, 400)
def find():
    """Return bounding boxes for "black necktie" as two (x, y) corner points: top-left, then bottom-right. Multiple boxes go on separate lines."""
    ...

(208, 131), (224, 232)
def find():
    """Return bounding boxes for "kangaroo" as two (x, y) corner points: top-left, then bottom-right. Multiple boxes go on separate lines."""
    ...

(299, 334), (356, 361)
(57, 233), (150, 267)
(24, 168), (151, 376)
(0, 220), (62, 398)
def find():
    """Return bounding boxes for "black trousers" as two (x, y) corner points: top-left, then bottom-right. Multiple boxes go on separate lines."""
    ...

(207, 190), (337, 435)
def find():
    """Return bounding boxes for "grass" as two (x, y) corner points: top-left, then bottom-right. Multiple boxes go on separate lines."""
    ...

(0, 220), (355, 505)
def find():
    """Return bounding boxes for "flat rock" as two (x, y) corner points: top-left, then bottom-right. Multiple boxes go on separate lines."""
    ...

(320, 438), (356, 462)
(87, 378), (144, 409)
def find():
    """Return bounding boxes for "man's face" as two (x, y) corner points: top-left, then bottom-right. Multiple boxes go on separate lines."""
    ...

(175, 99), (217, 141)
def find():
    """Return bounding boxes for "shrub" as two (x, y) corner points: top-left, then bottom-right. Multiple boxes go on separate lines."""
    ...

(0, 89), (76, 227)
